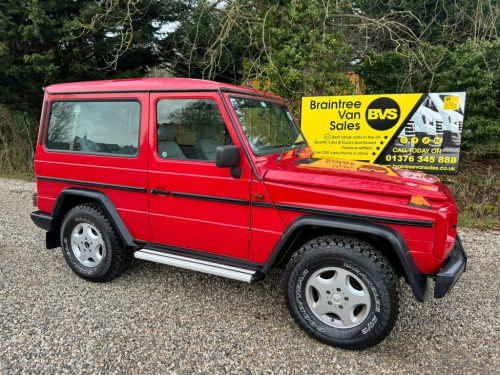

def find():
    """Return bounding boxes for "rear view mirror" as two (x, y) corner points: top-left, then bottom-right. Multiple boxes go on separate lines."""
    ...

(216, 145), (240, 168)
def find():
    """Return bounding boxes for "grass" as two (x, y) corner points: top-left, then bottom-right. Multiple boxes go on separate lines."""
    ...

(458, 214), (499, 230)
(0, 172), (35, 182)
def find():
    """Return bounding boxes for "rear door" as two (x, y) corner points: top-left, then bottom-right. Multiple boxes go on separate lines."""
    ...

(37, 93), (151, 242)
(147, 92), (252, 259)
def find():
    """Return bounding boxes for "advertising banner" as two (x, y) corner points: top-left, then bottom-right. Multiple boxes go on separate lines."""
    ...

(301, 93), (466, 174)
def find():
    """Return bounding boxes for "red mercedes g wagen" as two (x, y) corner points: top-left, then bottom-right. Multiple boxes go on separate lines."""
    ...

(31, 78), (466, 349)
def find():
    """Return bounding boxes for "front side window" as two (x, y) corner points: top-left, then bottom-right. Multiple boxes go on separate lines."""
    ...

(156, 98), (232, 161)
(46, 101), (141, 156)
(229, 97), (305, 156)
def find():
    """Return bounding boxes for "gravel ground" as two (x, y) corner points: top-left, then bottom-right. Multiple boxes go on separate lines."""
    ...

(0, 177), (499, 375)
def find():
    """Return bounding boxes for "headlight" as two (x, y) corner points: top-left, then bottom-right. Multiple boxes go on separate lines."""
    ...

(422, 115), (434, 126)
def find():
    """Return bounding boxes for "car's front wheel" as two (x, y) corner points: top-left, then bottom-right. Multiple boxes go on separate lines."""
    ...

(284, 235), (400, 350)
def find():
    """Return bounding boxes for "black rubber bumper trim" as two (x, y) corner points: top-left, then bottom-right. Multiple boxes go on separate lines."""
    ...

(31, 211), (61, 249)
(30, 210), (56, 232)
(434, 235), (467, 298)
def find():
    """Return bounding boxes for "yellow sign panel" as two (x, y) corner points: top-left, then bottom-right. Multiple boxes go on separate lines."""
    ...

(301, 94), (422, 162)
(300, 93), (466, 175)
(443, 95), (460, 110)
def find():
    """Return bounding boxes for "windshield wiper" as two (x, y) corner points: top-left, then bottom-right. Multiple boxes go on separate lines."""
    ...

(295, 140), (307, 157)
(295, 145), (301, 157)
(276, 141), (306, 161)
(276, 146), (286, 162)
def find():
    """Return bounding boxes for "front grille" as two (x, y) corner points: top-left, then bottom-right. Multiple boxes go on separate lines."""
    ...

(405, 120), (415, 137)
(435, 120), (444, 136)
(459, 121), (463, 132)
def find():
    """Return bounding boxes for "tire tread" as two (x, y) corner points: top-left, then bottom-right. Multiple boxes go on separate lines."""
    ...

(284, 234), (400, 350)
(61, 202), (132, 282)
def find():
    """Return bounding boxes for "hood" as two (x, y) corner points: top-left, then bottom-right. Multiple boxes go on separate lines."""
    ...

(263, 157), (447, 201)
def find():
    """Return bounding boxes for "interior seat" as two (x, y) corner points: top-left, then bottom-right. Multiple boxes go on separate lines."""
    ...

(157, 123), (186, 159)
(193, 125), (220, 161)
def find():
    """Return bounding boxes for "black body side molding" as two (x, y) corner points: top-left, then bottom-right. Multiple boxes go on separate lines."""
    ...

(261, 215), (431, 302)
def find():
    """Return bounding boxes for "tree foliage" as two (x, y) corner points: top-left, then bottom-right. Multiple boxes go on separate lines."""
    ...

(0, 0), (499, 174)
(437, 40), (500, 151)
(161, 0), (248, 83)
(0, 0), (176, 172)
(359, 41), (500, 152)
(246, 1), (355, 111)
(0, 0), (167, 116)
(162, 0), (425, 112)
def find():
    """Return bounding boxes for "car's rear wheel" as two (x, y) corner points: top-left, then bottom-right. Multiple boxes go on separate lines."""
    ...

(284, 235), (400, 350)
(60, 203), (131, 282)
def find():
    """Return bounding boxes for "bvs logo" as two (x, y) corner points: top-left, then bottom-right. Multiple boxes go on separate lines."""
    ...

(366, 97), (401, 131)
(367, 108), (399, 120)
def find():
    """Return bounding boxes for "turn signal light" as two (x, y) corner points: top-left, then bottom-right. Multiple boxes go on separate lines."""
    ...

(409, 195), (432, 209)
(418, 184), (438, 191)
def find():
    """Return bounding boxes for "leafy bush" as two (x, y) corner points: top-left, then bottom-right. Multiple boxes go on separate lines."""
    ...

(443, 155), (500, 229)
(436, 40), (500, 152)
(358, 40), (500, 154)
(0, 106), (35, 174)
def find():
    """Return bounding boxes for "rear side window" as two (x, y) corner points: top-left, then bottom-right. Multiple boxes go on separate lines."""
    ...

(45, 101), (141, 156)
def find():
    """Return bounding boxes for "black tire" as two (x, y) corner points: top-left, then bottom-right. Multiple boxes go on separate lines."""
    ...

(284, 235), (400, 350)
(60, 203), (132, 282)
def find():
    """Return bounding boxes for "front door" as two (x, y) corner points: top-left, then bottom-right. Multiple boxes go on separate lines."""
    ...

(147, 92), (252, 259)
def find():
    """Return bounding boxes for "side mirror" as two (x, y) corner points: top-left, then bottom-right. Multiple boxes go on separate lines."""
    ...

(216, 145), (240, 168)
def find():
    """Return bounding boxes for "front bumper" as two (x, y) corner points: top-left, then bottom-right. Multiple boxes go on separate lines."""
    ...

(30, 210), (55, 231)
(434, 235), (467, 298)
(31, 210), (60, 249)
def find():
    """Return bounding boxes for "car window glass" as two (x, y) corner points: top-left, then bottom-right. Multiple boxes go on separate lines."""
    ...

(156, 99), (232, 161)
(229, 97), (304, 156)
(45, 101), (140, 156)
(424, 97), (438, 112)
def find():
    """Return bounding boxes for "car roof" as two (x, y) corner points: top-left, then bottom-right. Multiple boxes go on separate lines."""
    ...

(43, 78), (284, 100)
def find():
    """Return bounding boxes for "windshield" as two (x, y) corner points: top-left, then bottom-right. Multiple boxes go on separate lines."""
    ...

(229, 97), (306, 156)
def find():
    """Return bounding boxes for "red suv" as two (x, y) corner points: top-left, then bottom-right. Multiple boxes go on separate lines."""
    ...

(31, 78), (466, 349)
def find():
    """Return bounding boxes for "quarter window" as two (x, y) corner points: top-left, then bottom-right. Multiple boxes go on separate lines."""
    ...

(156, 99), (232, 161)
(45, 101), (141, 156)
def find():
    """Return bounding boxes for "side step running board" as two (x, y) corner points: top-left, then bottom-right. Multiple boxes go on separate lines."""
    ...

(134, 249), (265, 283)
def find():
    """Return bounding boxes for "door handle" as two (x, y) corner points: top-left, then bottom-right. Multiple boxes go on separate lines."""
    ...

(149, 189), (170, 196)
